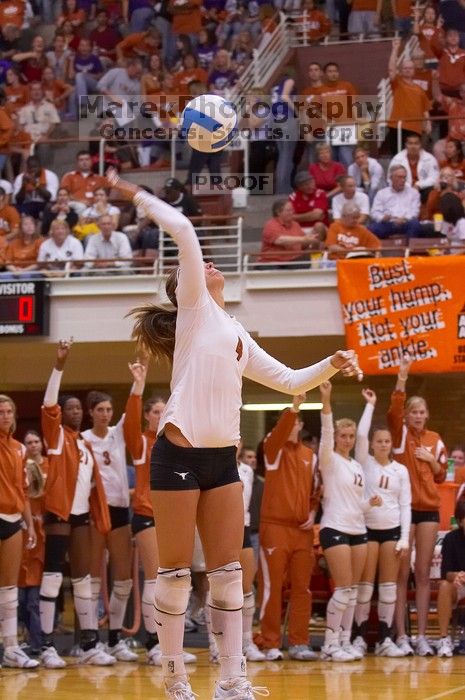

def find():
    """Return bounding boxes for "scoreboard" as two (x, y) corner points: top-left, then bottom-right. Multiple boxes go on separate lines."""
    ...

(0, 281), (50, 336)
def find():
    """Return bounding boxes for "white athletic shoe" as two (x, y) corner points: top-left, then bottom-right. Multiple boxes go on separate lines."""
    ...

(3, 645), (40, 669)
(80, 644), (117, 666)
(352, 636), (368, 656)
(243, 641), (266, 662)
(264, 647), (283, 661)
(415, 636), (435, 657)
(396, 635), (414, 656)
(165, 680), (198, 699)
(288, 644), (319, 661)
(213, 677), (270, 698)
(40, 646), (67, 669)
(107, 639), (138, 662)
(437, 637), (454, 658)
(375, 638), (406, 658)
(341, 641), (364, 660)
(147, 644), (163, 665)
(320, 643), (354, 662)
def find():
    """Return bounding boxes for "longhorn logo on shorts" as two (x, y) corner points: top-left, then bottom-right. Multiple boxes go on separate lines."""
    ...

(174, 472), (190, 480)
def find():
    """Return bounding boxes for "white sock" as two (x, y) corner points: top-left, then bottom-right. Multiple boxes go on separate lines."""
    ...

(109, 579), (132, 631)
(340, 586), (357, 642)
(72, 575), (93, 631)
(0, 586), (18, 646)
(378, 582), (396, 629)
(142, 579), (157, 634)
(209, 606), (245, 681)
(242, 591), (255, 645)
(90, 577), (101, 630)
(355, 581), (374, 627)
(204, 600), (219, 655)
(324, 587), (350, 646)
(40, 573), (63, 636)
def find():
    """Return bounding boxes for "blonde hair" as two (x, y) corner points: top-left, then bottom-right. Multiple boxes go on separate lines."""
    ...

(335, 418), (356, 434)
(49, 219), (70, 236)
(406, 395), (428, 414)
(0, 394), (17, 433)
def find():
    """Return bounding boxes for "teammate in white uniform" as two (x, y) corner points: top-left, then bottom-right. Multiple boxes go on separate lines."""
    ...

(318, 381), (382, 662)
(107, 169), (362, 700)
(82, 392), (137, 662)
(352, 389), (412, 658)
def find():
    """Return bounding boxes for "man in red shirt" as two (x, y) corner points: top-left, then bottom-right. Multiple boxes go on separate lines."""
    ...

(258, 200), (316, 268)
(437, 29), (465, 97)
(289, 171), (329, 229)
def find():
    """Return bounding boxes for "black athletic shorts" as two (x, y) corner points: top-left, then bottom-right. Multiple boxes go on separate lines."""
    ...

(320, 527), (368, 550)
(411, 509), (440, 525)
(243, 526), (252, 549)
(132, 513), (155, 536)
(0, 517), (22, 541)
(43, 512), (90, 528)
(150, 434), (240, 492)
(109, 506), (130, 530)
(367, 526), (401, 544)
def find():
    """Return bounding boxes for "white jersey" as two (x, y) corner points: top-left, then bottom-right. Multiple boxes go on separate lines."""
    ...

(238, 461), (254, 527)
(355, 403), (411, 541)
(82, 415), (129, 508)
(71, 437), (94, 515)
(135, 190), (338, 448)
(319, 411), (369, 535)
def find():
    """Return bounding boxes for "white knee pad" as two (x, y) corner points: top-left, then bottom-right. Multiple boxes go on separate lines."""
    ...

(71, 574), (92, 600)
(331, 586), (352, 611)
(155, 568), (191, 615)
(113, 579), (133, 600)
(207, 561), (243, 611)
(40, 572), (63, 599)
(90, 577), (101, 600)
(142, 578), (157, 606)
(378, 582), (397, 604)
(357, 581), (375, 605)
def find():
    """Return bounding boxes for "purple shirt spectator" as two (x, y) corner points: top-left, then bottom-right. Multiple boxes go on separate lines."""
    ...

(74, 53), (103, 75)
(208, 68), (238, 93)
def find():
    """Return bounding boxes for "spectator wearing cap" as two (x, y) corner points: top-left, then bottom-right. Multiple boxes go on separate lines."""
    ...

(332, 176), (370, 224)
(348, 146), (385, 204)
(84, 214), (133, 273)
(326, 202), (381, 259)
(289, 171), (329, 232)
(162, 177), (202, 219)
(257, 199), (319, 268)
(369, 165), (422, 239)
(13, 155), (59, 219)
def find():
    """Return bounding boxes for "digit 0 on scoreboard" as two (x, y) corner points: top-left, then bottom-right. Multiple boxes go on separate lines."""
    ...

(0, 281), (50, 337)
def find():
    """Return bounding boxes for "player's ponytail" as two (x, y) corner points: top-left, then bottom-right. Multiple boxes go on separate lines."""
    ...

(129, 268), (178, 363)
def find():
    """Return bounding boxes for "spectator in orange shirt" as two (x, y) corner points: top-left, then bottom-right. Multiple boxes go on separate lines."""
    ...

(432, 74), (465, 161)
(326, 202), (381, 258)
(258, 199), (316, 268)
(0, 215), (43, 280)
(168, 0), (202, 49)
(412, 49), (433, 100)
(61, 150), (108, 212)
(0, 0), (25, 29)
(141, 54), (164, 99)
(174, 54), (208, 91)
(0, 186), (20, 241)
(4, 66), (29, 115)
(41, 66), (73, 116)
(437, 29), (465, 97)
(386, 37), (432, 154)
(348, 0), (381, 39)
(439, 139), (465, 181)
(413, 4), (443, 60)
(424, 167), (464, 225)
(115, 25), (162, 63)
(57, 0), (87, 29)
(298, 0), (332, 43)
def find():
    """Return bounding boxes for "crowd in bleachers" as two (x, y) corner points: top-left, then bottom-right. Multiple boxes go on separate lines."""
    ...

(0, 0), (464, 274)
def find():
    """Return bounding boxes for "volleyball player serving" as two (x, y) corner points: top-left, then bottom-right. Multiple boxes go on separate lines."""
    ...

(107, 168), (362, 700)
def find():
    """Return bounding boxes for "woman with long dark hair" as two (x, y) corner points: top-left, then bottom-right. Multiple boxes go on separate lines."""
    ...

(106, 167), (361, 700)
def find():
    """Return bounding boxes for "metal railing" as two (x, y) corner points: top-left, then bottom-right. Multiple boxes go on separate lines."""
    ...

(157, 215), (243, 275)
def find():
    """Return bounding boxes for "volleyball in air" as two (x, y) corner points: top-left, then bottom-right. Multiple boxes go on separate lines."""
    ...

(181, 94), (238, 153)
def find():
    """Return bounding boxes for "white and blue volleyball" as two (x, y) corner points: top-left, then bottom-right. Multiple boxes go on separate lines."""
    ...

(181, 94), (237, 153)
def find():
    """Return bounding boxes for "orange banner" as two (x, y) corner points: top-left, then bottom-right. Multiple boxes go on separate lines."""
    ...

(337, 257), (465, 374)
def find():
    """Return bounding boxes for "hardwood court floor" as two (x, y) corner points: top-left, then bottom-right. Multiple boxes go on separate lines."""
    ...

(2, 651), (465, 700)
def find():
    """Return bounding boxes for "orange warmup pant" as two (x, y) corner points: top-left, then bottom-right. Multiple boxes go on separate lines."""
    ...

(258, 523), (314, 648)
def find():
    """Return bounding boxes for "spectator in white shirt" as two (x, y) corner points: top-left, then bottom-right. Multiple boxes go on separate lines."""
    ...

(80, 187), (121, 230)
(332, 176), (370, 224)
(38, 220), (84, 275)
(389, 134), (440, 204)
(369, 165), (423, 239)
(84, 214), (133, 273)
(348, 147), (385, 204)
(17, 82), (60, 144)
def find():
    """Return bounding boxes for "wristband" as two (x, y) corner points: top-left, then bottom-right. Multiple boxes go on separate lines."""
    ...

(397, 374), (408, 382)
(395, 539), (409, 552)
